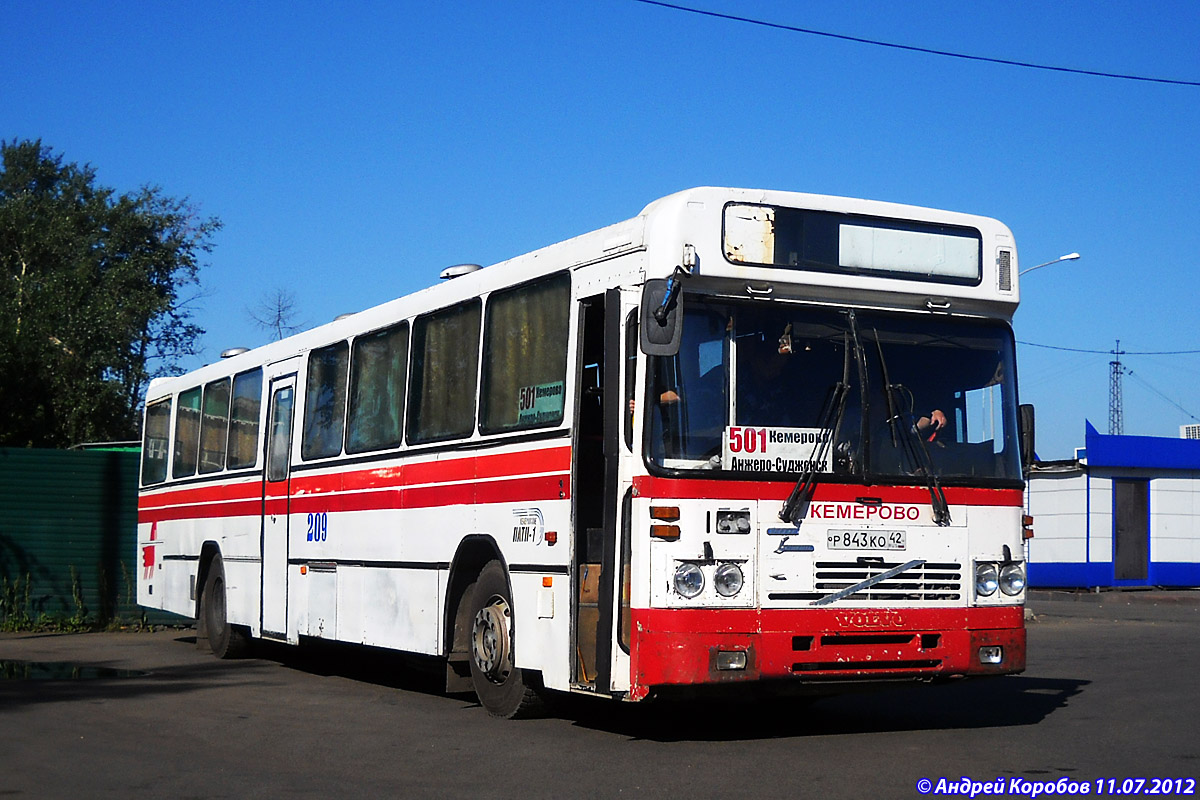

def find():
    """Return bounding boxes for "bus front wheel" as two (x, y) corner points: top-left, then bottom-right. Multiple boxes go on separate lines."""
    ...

(201, 553), (250, 659)
(467, 560), (544, 718)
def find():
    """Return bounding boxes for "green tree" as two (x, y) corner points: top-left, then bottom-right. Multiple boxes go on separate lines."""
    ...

(0, 139), (221, 447)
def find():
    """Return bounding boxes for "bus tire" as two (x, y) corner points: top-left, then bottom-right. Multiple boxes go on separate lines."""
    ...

(201, 553), (250, 659)
(467, 560), (545, 719)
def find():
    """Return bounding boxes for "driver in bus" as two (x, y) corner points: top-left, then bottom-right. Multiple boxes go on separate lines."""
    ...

(916, 409), (947, 441)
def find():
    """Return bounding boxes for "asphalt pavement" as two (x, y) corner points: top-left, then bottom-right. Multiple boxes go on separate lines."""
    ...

(2, 591), (1197, 799)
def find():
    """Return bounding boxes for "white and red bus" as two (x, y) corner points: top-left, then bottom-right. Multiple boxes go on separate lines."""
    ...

(137, 187), (1032, 717)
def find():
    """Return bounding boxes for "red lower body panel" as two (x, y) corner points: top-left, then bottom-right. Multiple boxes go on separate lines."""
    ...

(628, 606), (1024, 700)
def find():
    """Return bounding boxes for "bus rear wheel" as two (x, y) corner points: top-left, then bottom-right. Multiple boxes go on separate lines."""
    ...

(467, 560), (545, 719)
(201, 553), (250, 659)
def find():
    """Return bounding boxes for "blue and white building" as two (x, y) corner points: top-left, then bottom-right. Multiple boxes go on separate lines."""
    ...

(1026, 422), (1200, 588)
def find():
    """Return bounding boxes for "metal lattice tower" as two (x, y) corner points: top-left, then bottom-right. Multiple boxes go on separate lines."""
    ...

(1108, 339), (1125, 435)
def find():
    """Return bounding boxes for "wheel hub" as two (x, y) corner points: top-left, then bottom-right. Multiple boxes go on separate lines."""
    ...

(471, 596), (512, 684)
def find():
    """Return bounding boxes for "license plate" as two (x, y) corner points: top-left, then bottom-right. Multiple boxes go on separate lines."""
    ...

(827, 530), (906, 550)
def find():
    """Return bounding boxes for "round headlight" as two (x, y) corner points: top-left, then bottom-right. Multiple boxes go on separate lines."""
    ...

(976, 563), (999, 597)
(999, 563), (1026, 596)
(674, 563), (704, 598)
(714, 562), (744, 597)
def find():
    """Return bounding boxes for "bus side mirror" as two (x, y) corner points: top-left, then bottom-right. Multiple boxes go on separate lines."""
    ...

(1019, 403), (1036, 473)
(639, 278), (683, 356)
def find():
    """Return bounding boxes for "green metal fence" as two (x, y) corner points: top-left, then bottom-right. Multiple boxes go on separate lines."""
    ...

(0, 447), (181, 627)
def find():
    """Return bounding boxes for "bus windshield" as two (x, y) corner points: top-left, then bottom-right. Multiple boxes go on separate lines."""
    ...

(646, 298), (1022, 484)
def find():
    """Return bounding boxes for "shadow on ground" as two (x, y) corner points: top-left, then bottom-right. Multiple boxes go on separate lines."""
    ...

(0, 651), (280, 712)
(0, 633), (1086, 742)
(560, 674), (1087, 741)
(231, 636), (1088, 742)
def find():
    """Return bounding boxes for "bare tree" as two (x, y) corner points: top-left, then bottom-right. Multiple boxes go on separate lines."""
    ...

(249, 288), (306, 341)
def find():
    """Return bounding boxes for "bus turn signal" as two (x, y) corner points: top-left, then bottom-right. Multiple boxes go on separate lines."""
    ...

(651, 524), (681, 540)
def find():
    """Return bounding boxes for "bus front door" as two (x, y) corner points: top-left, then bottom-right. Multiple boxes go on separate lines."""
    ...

(572, 289), (631, 694)
(261, 373), (296, 639)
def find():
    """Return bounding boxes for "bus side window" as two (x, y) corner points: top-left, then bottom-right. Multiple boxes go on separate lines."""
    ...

(198, 378), (231, 474)
(302, 342), (350, 460)
(346, 322), (408, 453)
(408, 300), (482, 444)
(962, 384), (1005, 454)
(141, 398), (172, 485)
(480, 273), (570, 435)
(172, 386), (202, 478)
(227, 368), (263, 469)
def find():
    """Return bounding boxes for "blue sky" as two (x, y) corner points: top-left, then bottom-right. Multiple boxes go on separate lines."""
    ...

(6, 0), (1198, 459)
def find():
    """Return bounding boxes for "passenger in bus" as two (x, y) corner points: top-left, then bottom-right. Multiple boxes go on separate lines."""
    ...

(629, 387), (680, 413)
(640, 354), (725, 463)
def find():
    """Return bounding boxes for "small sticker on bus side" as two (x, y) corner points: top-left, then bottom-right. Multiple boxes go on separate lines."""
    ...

(512, 507), (545, 545)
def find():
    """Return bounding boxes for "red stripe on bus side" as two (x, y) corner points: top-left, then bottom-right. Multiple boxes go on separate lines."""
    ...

(631, 475), (1024, 507)
(137, 498), (266, 523)
(137, 446), (572, 523)
(283, 474), (570, 515)
(476, 446), (571, 478)
(138, 479), (262, 510)
(283, 447), (574, 498)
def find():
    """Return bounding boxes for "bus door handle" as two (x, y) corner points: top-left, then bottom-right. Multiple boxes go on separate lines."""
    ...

(745, 283), (774, 297)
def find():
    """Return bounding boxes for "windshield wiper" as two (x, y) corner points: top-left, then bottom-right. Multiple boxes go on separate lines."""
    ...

(848, 309), (870, 464)
(872, 330), (951, 526)
(780, 326), (856, 525)
(875, 330), (900, 450)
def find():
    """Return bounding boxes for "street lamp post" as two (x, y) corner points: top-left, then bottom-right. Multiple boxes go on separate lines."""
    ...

(1019, 252), (1081, 276)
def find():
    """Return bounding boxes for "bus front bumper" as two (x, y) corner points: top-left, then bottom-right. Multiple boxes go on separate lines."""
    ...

(628, 606), (1024, 700)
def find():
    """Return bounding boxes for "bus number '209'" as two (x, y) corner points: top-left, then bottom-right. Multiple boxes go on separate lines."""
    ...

(307, 512), (328, 542)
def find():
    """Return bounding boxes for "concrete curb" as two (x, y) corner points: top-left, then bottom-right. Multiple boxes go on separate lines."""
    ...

(1029, 588), (1200, 607)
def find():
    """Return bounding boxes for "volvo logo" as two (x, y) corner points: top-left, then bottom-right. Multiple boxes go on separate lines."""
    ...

(834, 610), (907, 629)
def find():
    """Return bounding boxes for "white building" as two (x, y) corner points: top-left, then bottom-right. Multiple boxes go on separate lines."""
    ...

(1026, 421), (1200, 587)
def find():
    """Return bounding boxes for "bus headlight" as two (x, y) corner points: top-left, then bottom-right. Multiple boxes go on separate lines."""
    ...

(714, 563), (744, 597)
(975, 563), (999, 597)
(999, 563), (1026, 596)
(674, 563), (705, 598)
